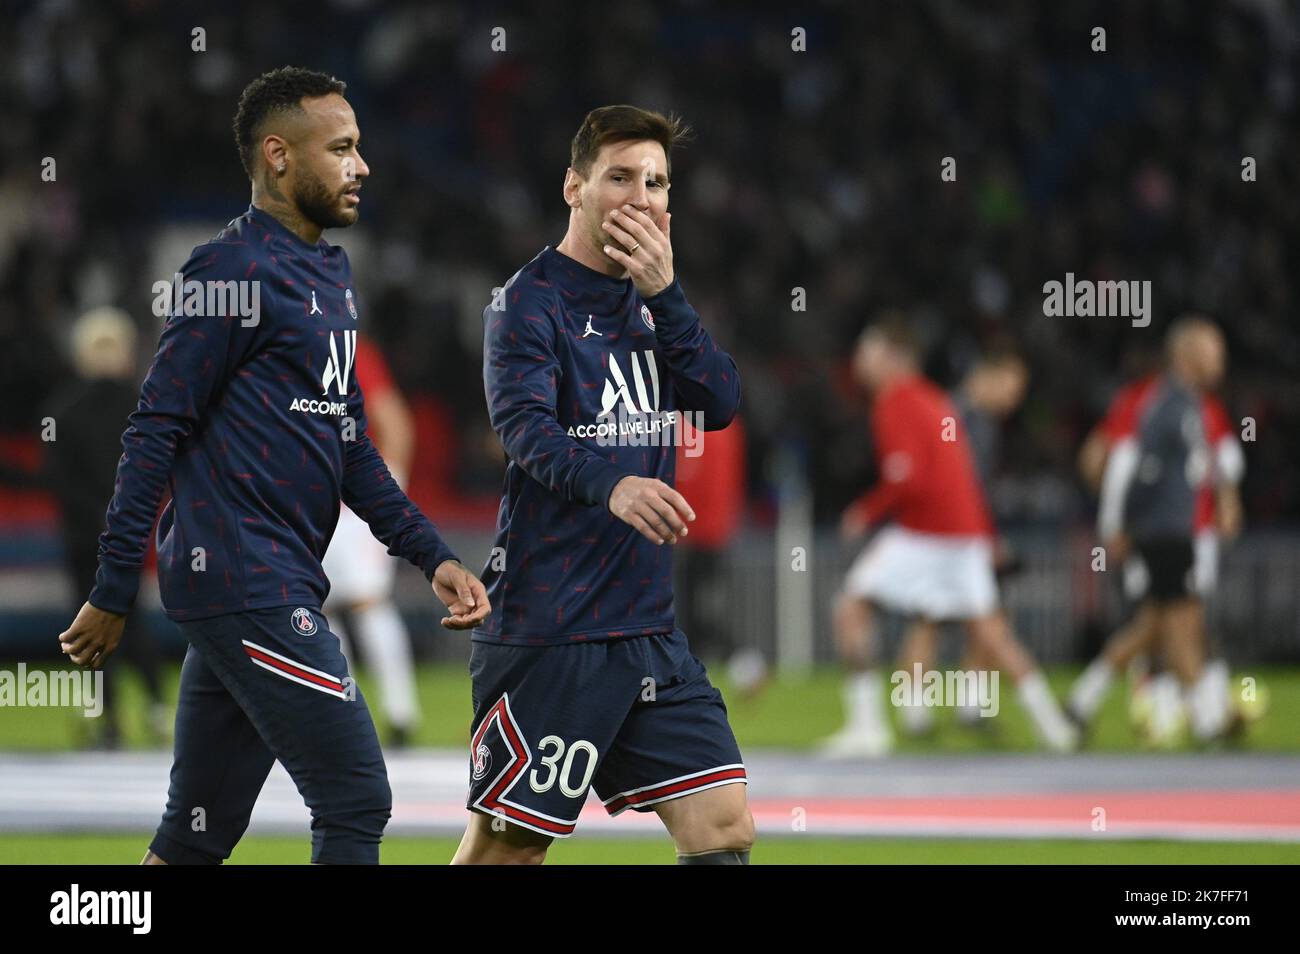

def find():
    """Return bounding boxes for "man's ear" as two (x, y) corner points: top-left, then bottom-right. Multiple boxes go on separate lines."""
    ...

(262, 134), (289, 176)
(562, 167), (583, 209)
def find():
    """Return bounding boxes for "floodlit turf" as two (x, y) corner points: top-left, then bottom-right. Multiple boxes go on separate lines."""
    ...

(1, 833), (1297, 865)
(0, 662), (1295, 753)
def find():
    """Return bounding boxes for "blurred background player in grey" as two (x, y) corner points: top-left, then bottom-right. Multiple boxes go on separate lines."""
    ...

(894, 346), (1030, 737)
(42, 307), (167, 748)
(322, 334), (423, 747)
(1070, 316), (1245, 745)
(822, 319), (1076, 757)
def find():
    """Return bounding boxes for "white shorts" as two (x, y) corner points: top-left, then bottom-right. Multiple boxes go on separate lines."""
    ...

(321, 505), (398, 604)
(842, 525), (999, 621)
(1123, 529), (1218, 600)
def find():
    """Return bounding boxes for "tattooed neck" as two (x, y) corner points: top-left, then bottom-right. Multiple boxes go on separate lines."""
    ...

(252, 176), (321, 245)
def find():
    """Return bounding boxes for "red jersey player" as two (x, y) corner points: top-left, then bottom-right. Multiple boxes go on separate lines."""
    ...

(821, 317), (1078, 757)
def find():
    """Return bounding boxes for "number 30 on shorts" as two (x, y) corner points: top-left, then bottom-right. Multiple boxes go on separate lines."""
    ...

(528, 735), (598, 797)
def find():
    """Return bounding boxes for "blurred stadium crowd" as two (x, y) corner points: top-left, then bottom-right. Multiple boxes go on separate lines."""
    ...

(1, 0), (1297, 529)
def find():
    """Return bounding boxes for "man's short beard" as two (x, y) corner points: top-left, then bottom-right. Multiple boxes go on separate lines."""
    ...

(294, 168), (354, 230)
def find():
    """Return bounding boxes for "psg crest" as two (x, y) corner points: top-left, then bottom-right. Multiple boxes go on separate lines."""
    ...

(291, 607), (318, 636)
(640, 304), (654, 330)
(472, 743), (492, 781)
(345, 288), (358, 320)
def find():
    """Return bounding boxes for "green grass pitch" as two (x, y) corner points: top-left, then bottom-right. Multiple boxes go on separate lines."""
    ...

(3, 662), (1296, 864)
(2, 833), (1298, 865)
(1, 663), (1296, 753)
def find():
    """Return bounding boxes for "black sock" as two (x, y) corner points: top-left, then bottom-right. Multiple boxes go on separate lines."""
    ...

(676, 849), (750, 865)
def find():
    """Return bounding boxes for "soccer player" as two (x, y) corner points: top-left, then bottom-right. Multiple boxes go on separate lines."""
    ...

(454, 105), (752, 865)
(322, 335), (423, 747)
(893, 347), (1030, 736)
(56, 67), (490, 865)
(1069, 316), (1243, 743)
(821, 318), (1078, 756)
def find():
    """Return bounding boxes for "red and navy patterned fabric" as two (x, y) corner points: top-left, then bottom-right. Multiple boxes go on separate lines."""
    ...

(475, 246), (740, 645)
(90, 206), (457, 621)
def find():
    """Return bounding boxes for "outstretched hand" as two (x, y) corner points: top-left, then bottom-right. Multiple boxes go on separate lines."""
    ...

(432, 560), (491, 630)
(608, 475), (695, 546)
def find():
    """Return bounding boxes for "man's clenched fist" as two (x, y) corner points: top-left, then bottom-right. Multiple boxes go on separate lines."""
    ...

(58, 602), (126, 669)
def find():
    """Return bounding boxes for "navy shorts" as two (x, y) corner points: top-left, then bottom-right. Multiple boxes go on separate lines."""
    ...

(466, 629), (746, 838)
(1135, 537), (1196, 601)
(150, 605), (390, 864)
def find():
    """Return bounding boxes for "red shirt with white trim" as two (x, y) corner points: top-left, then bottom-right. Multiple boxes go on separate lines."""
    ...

(854, 374), (993, 537)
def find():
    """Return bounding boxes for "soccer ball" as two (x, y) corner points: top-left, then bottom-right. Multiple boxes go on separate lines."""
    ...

(1234, 679), (1269, 725)
(1129, 674), (1187, 748)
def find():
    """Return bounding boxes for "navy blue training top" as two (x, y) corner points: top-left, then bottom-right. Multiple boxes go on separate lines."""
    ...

(90, 206), (458, 621)
(475, 245), (740, 644)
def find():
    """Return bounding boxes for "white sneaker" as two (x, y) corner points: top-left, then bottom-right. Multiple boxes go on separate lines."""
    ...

(817, 724), (894, 759)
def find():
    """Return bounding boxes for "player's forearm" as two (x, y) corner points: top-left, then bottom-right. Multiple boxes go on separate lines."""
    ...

(493, 405), (633, 508)
(644, 279), (741, 430)
(1215, 435), (1245, 485)
(342, 439), (459, 575)
(1097, 439), (1138, 539)
(855, 482), (900, 527)
(383, 428), (415, 488)
(484, 296), (635, 507)
(89, 413), (185, 614)
(370, 504), (460, 583)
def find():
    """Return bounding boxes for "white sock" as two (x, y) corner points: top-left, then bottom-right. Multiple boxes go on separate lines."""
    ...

(1069, 658), (1114, 719)
(1206, 658), (1231, 718)
(1186, 666), (1229, 740)
(354, 601), (421, 730)
(1150, 674), (1186, 741)
(844, 671), (887, 736)
(1018, 670), (1076, 749)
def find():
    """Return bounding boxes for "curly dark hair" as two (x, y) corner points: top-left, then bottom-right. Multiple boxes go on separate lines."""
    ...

(233, 66), (347, 178)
